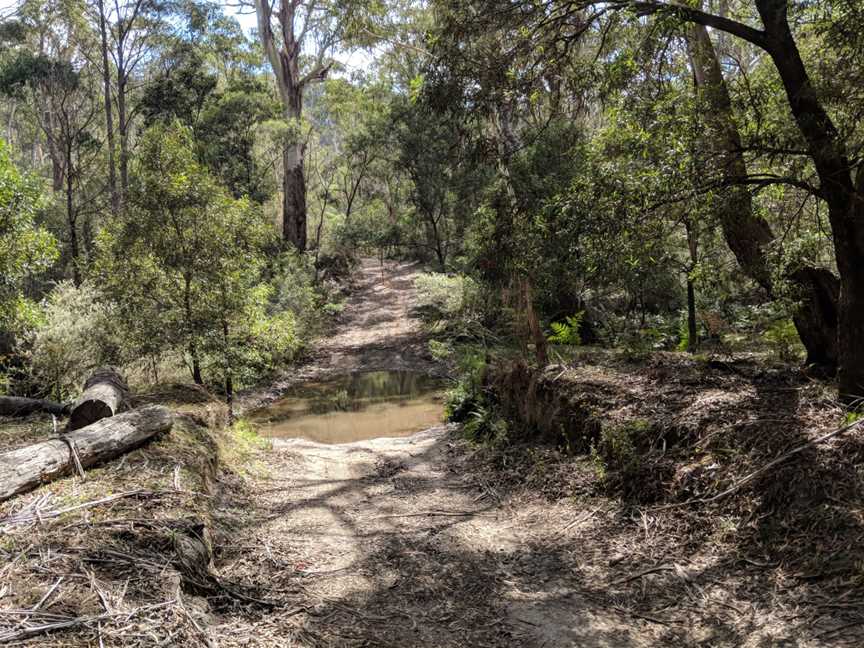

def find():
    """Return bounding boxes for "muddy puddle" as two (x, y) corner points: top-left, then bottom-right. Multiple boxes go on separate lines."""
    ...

(248, 371), (446, 444)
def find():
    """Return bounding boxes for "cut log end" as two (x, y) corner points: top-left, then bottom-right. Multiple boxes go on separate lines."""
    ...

(68, 400), (114, 431)
(68, 367), (129, 431)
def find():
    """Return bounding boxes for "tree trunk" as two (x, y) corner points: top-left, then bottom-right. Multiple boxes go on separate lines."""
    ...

(753, 1), (862, 397)
(222, 319), (234, 421)
(190, 346), (203, 385)
(117, 68), (129, 199)
(282, 141), (307, 250)
(684, 20), (838, 370)
(0, 396), (69, 418)
(790, 267), (840, 370)
(253, 0), (331, 253)
(183, 275), (203, 385)
(686, 279), (698, 352)
(837, 260), (864, 399)
(97, 0), (119, 215)
(65, 140), (80, 287)
(684, 218), (699, 352)
(0, 405), (173, 503)
(68, 367), (129, 431)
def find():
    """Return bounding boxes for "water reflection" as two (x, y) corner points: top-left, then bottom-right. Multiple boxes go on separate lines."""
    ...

(249, 371), (445, 444)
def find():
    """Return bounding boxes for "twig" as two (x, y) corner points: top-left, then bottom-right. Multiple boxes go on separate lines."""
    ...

(559, 507), (599, 533)
(649, 418), (864, 511)
(616, 608), (672, 626)
(61, 436), (87, 481)
(1, 490), (179, 527)
(373, 510), (487, 519)
(0, 601), (175, 643)
(10, 576), (64, 632)
(0, 614), (110, 643)
(816, 620), (864, 639)
(33, 577), (63, 611)
(181, 604), (216, 648)
(611, 564), (674, 585)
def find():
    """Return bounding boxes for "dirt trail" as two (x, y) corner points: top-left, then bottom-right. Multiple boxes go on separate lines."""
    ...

(215, 260), (651, 647)
(213, 261), (807, 647)
(238, 259), (440, 414)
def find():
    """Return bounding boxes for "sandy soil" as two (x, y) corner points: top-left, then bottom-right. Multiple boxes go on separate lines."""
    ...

(237, 259), (441, 415)
(209, 260), (859, 647)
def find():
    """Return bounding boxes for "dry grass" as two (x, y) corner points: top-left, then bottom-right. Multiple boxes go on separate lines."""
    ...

(0, 385), (276, 646)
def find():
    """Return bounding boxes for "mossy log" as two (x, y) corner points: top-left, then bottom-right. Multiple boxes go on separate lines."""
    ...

(0, 405), (173, 503)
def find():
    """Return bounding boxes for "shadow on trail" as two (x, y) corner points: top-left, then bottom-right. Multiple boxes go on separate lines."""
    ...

(460, 355), (864, 645)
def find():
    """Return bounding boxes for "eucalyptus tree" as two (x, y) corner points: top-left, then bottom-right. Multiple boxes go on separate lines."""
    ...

(95, 121), (275, 387)
(249, 0), (344, 250)
(434, 0), (864, 397)
(683, 15), (839, 369)
(595, 0), (864, 397)
(0, 3), (102, 284)
(101, 0), (164, 200)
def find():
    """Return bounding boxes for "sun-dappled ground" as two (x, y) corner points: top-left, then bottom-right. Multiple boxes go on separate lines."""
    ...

(215, 261), (864, 647)
(2, 259), (863, 646)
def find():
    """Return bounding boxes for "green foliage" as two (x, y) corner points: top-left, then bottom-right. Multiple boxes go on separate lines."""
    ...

(548, 312), (583, 346)
(0, 52), (78, 97)
(844, 410), (864, 426)
(139, 42), (279, 203)
(94, 121), (276, 389)
(269, 252), (326, 334)
(26, 282), (117, 399)
(677, 316), (691, 352)
(0, 139), (57, 331)
(763, 319), (804, 363)
(444, 346), (513, 444)
(444, 347), (487, 420)
(414, 273), (474, 321)
(428, 338), (454, 362)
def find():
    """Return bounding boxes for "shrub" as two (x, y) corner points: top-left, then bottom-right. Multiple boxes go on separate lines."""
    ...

(593, 419), (647, 476)
(251, 309), (303, 366)
(269, 252), (322, 333)
(315, 246), (359, 282)
(763, 319), (803, 363)
(444, 346), (488, 422)
(27, 282), (118, 399)
(415, 273), (474, 320)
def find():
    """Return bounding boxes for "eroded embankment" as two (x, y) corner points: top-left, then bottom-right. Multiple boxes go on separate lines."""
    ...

(458, 350), (864, 645)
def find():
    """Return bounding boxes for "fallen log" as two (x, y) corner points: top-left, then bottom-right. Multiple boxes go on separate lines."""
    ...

(0, 396), (69, 418)
(68, 367), (129, 431)
(0, 405), (173, 503)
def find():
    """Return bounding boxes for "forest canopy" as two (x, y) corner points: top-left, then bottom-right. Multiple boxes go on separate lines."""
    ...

(0, 0), (862, 405)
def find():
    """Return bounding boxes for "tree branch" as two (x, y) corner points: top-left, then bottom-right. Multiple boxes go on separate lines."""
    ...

(611, 1), (771, 50)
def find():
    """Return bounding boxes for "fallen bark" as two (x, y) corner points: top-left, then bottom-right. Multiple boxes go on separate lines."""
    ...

(0, 405), (173, 503)
(69, 367), (129, 431)
(0, 396), (69, 418)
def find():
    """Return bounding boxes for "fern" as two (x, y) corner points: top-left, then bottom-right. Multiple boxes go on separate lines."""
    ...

(548, 311), (584, 345)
